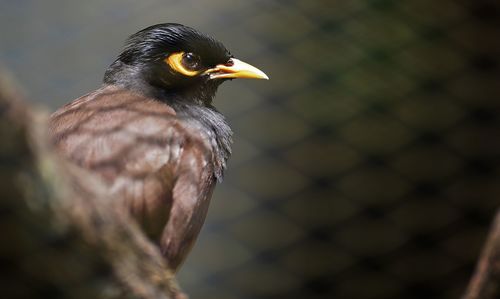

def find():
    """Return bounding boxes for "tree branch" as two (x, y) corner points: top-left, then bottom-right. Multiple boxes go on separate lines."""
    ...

(462, 209), (500, 299)
(0, 66), (186, 299)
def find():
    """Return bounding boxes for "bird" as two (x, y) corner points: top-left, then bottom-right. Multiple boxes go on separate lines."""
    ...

(48, 23), (268, 271)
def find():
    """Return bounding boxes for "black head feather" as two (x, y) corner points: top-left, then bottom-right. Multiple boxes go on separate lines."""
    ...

(104, 23), (233, 104)
(118, 23), (231, 67)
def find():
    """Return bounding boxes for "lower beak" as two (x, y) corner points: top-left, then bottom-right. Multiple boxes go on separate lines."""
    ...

(204, 58), (269, 80)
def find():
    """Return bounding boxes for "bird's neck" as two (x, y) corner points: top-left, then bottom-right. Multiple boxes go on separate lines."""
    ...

(103, 61), (220, 106)
(170, 101), (233, 182)
(103, 61), (152, 94)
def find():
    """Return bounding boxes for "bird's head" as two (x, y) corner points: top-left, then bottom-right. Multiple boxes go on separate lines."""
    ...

(104, 23), (268, 104)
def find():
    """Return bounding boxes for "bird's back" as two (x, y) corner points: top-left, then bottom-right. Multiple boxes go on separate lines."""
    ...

(49, 85), (216, 239)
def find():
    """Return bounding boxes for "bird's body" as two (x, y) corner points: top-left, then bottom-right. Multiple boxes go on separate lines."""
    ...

(48, 23), (267, 270)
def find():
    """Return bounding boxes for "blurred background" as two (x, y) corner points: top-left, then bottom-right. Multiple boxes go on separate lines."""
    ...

(1, 0), (499, 298)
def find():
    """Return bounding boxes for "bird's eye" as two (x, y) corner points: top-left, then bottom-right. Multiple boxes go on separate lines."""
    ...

(182, 52), (201, 71)
(165, 52), (202, 77)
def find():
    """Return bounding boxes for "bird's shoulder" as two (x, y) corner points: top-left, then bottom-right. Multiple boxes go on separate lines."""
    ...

(49, 85), (215, 182)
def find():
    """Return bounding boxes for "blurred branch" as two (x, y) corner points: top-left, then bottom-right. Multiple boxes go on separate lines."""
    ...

(0, 66), (186, 299)
(463, 209), (500, 299)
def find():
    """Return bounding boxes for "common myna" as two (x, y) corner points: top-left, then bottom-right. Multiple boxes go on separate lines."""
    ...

(49, 23), (268, 271)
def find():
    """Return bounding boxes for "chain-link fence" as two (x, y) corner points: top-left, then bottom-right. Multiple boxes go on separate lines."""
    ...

(1, 1), (499, 298)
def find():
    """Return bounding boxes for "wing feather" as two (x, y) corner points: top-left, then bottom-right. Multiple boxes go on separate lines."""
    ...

(49, 85), (215, 239)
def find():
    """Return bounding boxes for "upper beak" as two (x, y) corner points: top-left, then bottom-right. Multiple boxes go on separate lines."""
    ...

(204, 58), (269, 80)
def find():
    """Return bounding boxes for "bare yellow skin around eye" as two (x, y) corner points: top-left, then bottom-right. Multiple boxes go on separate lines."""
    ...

(165, 52), (200, 77)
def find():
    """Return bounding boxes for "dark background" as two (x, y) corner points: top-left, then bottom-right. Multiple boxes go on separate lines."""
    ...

(1, 1), (500, 298)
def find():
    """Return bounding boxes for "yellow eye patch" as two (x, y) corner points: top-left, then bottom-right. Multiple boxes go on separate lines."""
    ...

(165, 52), (201, 77)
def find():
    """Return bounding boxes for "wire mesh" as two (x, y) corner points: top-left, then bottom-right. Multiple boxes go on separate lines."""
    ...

(0, 0), (499, 298)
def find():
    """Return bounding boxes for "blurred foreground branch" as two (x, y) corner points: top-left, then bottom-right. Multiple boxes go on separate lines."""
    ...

(463, 209), (500, 299)
(0, 67), (185, 298)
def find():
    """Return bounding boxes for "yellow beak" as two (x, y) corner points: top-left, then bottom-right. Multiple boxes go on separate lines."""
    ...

(204, 58), (269, 80)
